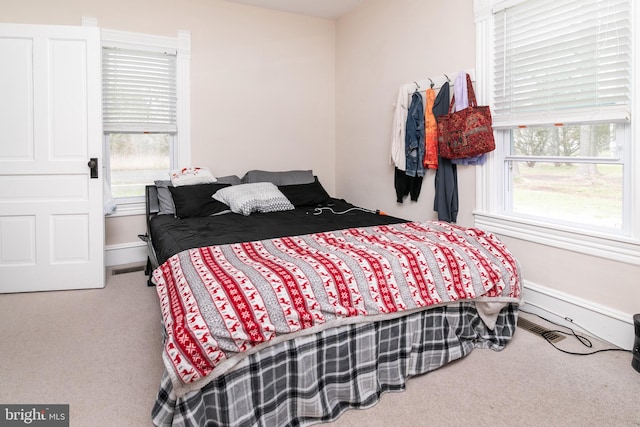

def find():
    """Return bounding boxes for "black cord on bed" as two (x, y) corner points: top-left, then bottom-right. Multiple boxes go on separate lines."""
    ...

(308, 206), (380, 216)
(519, 309), (632, 356)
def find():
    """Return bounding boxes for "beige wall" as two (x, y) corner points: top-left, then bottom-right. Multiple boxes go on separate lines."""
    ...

(335, 0), (476, 227)
(1, 0), (336, 246)
(334, 0), (639, 320)
(500, 237), (639, 316)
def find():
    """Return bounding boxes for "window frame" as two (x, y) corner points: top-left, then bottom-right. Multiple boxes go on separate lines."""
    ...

(101, 28), (191, 217)
(473, 0), (640, 265)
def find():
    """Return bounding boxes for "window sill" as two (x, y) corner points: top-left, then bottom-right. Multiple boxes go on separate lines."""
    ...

(473, 211), (640, 266)
(106, 202), (145, 218)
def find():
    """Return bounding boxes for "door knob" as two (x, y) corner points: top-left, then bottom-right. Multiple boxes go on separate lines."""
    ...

(88, 158), (98, 179)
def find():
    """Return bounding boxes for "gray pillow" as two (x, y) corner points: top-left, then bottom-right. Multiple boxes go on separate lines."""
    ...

(215, 175), (242, 186)
(241, 170), (315, 186)
(154, 180), (175, 215)
(213, 182), (294, 216)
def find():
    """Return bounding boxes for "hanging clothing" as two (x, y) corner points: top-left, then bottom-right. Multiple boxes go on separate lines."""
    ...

(454, 71), (468, 110)
(394, 167), (423, 203)
(394, 91), (425, 203)
(432, 82), (458, 223)
(423, 87), (438, 170)
(451, 72), (486, 166)
(405, 91), (425, 178)
(390, 83), (412, 171)
(433, 158), (458, 222)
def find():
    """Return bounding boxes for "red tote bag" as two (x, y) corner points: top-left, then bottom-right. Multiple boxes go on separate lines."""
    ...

(437, 74), (495, 159)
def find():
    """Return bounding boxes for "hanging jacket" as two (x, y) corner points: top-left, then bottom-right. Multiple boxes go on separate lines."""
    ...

(390, 83), (412, 171)
(395, 91), (425, 203)
(423, 87), (438, 170)
(432, 82), (458, 223)
(405, 91), (425, 178)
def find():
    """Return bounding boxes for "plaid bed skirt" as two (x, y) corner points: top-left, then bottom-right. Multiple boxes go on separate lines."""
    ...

(152, 302), (518, 427)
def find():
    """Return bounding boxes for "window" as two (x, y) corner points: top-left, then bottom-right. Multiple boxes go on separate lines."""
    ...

(506, 124), (626, 230)
(101, 29), (190, 215)
(104, 133), (172, 200)
(473, 0), (640, 264)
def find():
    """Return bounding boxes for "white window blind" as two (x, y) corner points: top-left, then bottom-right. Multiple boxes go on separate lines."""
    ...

(493, 0), (631, 128)
(102, 47), (177, 132)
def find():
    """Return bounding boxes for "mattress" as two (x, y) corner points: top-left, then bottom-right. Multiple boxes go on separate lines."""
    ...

(149, 198), (408, 265)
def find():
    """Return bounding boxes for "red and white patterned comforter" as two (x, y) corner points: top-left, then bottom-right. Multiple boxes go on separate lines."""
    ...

(153, 221), (521, 396)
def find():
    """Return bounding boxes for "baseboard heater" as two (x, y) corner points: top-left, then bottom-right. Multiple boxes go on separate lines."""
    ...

(111, 265), (145, 275)
(517, 317), (565, 343)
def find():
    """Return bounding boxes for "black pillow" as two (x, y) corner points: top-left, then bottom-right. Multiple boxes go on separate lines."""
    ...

(168, 183), (231, 218)
(278, 177), (331, 207)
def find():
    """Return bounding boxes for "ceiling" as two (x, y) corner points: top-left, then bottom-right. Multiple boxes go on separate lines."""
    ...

(225, 0), (365, 19)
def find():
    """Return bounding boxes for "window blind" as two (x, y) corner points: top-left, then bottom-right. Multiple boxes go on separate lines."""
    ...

(493, 0), (631, 128)
(102, 47), (177, 132)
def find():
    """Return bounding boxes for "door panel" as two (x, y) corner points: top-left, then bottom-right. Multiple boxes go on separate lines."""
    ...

(0, 37), (34, 160)
(0, 216), (35, 265)
(0, 24), (104, 292)
(49, 38), (89, 159)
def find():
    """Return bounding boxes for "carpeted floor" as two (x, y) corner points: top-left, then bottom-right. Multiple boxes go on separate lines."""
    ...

(0, 267), (638, 427)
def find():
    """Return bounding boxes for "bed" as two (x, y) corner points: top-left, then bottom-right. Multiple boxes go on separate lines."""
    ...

(145, 170), (521, 427)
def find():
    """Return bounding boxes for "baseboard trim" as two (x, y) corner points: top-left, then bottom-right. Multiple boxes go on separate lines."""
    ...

(105, 241), (147, 267)
(522, 280), (635, 350)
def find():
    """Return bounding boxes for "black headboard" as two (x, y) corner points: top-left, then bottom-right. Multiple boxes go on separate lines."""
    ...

(146, 184), (160, 217)
(144, 185), (161, 284)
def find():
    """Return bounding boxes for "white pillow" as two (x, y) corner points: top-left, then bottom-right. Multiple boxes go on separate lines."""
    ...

(170, 167), (217, 187)
(213, 182), (294, 216)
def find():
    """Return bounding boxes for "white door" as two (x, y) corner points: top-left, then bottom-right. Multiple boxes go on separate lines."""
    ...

(0, 23), (104, 292)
